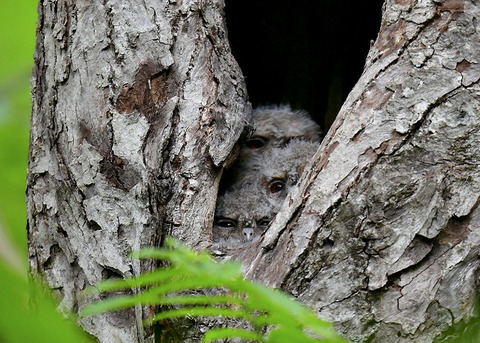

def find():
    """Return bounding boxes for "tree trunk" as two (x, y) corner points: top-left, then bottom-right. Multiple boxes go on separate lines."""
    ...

(28, 0), (480, 343)
(27, 0), (249, 342)
(239, 0), (480, 341)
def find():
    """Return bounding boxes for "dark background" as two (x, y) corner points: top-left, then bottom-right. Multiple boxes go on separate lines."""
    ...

(225, 0), (384, 134)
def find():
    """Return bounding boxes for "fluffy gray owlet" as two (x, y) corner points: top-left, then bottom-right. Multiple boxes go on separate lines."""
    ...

(240, 104), (322, 159)
(237, 139), (321, 209)
(213, 106), (321, 248)
(220, 105), (321, 192)
(213, 179), (276, 248)
(213, 140), (319, 250)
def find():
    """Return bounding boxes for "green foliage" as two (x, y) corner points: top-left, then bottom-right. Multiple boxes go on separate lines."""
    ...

(435, 300), (480, 343)
(0, 1), (92, 341)
(0, 0), (37, 80)
(0, 0), (37, 257)
(83, 238), (348, 343)
(0, 256), (94, 343)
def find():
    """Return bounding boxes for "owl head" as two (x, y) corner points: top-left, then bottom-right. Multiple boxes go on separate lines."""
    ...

(241, 105), (321, 158)
(227, 139), (320, 208)
(213, 179), (276, 248)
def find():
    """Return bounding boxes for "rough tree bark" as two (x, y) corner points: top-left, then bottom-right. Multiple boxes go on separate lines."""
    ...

(27, 0), (480, 343)
(240, 0), (480, 342)
(27, 0), (249, 342)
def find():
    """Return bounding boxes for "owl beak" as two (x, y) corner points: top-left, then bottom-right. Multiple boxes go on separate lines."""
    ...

(242, 228), (255, 241)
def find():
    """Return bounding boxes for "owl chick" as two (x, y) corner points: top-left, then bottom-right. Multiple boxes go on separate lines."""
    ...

(213, 179), (276, 249)
(230, 139), (320, 209)
(219, 105), (321, 193)
(213, 105), (321, 250)
(261, 139), (320, 208)
(241, 104), (322, 158)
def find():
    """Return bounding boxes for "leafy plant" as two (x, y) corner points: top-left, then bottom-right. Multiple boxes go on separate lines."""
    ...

(0, 0), (37, 256)
(82, 238), (347, 342)
(0, 255), (94, 343)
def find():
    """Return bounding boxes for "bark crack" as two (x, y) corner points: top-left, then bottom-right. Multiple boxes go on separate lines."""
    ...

(319, 290), (362, 313)
(102, 0), (118, 63)
(395, 244), (450, 309)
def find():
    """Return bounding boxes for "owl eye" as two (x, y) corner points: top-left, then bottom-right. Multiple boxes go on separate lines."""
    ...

(283, 137), (294, 146)
(215, 218), (236, 229)
(246, 137), (268, 150)
(268, 179), (285, 194)
(258, 218), (272, 228)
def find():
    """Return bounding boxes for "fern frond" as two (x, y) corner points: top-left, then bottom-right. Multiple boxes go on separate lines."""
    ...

(202, 328), (265, 342)
(150, 307), (249, 323)
(82, 238), (348, 343)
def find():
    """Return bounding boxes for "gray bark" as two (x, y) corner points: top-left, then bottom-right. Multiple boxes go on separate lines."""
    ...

(27, 0), (249, 342)
(28, 0), (480, 342)
(240, 0), (480, 342)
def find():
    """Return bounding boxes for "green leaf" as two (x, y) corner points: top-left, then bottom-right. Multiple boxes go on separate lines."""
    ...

(0, 258), (93, 342)
(203, 328), (265, 342)
(237, 281), (342, 340)
(82, 293), (245, 317)
(152, 294), (244, 306)
(150, 307), (249, 323)
(0, 0), (36, 257)
(82, 239), (347, 342)
(81, 293), (141, 317)
(86, 267), (185, 293)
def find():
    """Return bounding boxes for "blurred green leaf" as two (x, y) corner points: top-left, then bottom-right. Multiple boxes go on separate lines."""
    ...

(0, 0), (37, 257)
(83, 239), (348, 342)
(202, 328), (265, 343)
(0, 256), (93, 342)
(0, 2), (88, 342)
(151, 307), (250, 323)
(203, 328), (265, 342)
(0, 1), (37, 80)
